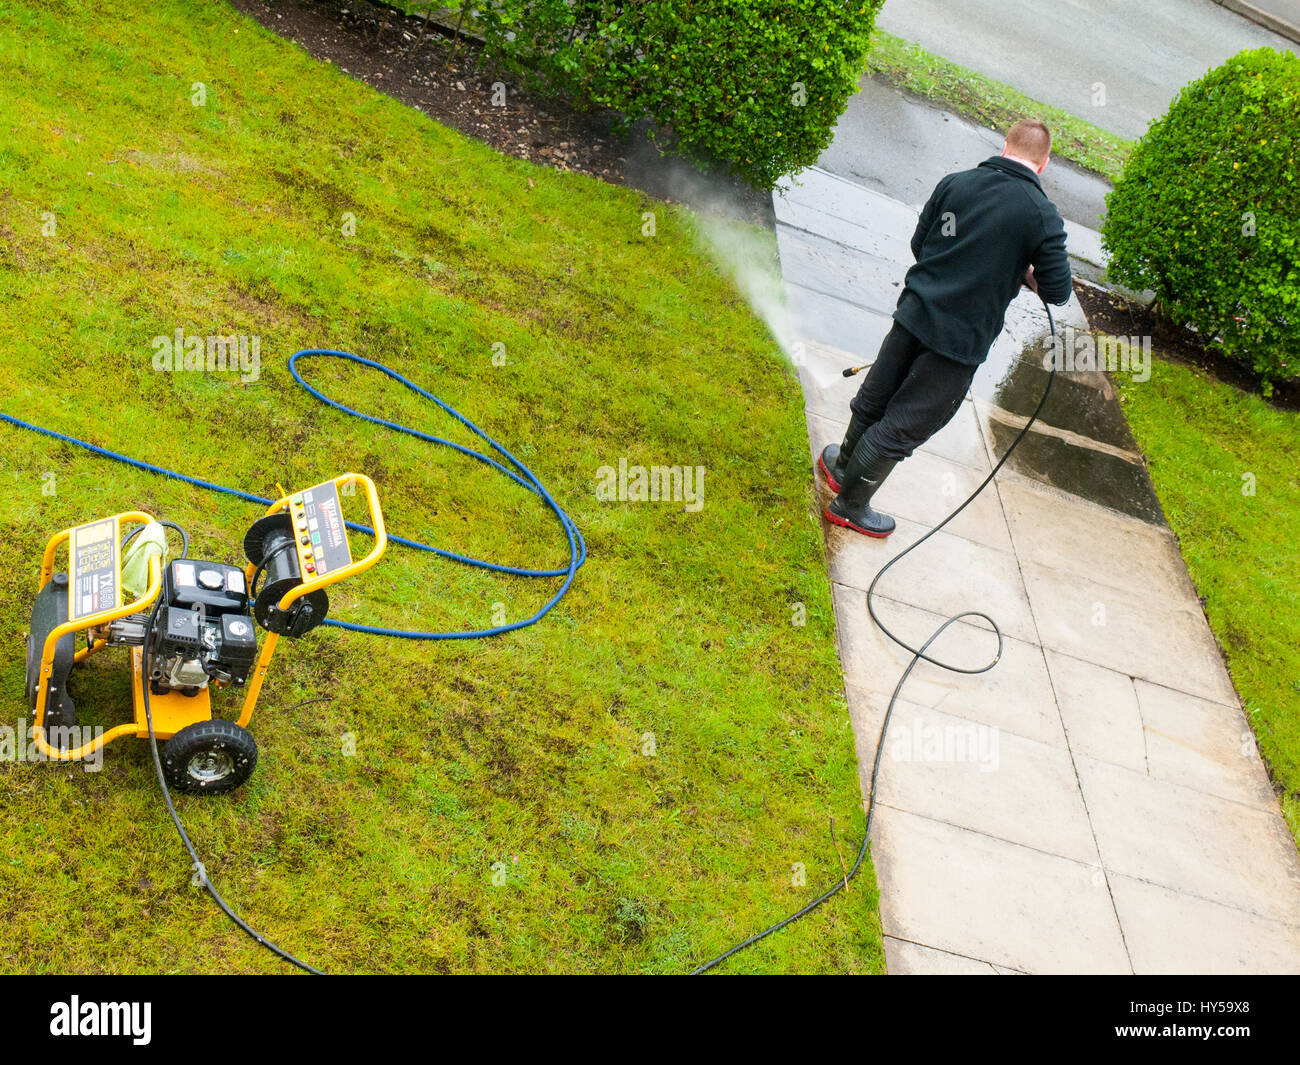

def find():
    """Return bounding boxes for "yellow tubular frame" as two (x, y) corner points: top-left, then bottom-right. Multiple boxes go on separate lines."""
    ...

(236, 474), (387, 727)
(32, 512), (162, 761)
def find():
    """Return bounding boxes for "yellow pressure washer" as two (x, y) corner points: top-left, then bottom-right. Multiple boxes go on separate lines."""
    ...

(7, 347), (584, 971)
(25, 474), (387, 793)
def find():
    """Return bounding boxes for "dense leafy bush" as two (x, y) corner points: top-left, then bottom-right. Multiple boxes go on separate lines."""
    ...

(449, 0), (882, 189)
(1103, 48), (1300, 390)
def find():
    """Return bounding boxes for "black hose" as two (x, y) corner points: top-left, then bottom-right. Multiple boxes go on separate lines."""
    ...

(250, 540), (295, 600)
(122, 519), (190, 559)
(139, 599), (323, 974)
(691, 302), (1057, 974)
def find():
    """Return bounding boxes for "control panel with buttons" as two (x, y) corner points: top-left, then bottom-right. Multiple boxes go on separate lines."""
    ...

(288, 479), (353, 582)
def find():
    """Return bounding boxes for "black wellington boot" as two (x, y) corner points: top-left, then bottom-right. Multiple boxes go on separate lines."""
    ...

(818, 411), (872, 494)
(825, 441), (898, 537)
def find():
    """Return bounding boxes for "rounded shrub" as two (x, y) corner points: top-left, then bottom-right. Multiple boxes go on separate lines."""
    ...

(1103, 47), (1300, 391)
(458, 0), (884, 189)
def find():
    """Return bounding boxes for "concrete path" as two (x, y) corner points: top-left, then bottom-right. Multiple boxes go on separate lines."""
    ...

(773, 165), (1300, 973)
(877, 0), (1297, 141)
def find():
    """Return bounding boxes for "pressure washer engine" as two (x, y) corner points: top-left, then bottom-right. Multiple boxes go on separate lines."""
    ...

(25, 475), (387, 794)
(141, 559), (258, 694)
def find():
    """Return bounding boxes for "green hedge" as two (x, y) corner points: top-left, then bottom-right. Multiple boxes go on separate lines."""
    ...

(1103, 48), (1300, 391)
(452, 0), (882, 189)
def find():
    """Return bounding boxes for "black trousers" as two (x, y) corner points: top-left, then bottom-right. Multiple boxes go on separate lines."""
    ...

(849, 321), (978, 462)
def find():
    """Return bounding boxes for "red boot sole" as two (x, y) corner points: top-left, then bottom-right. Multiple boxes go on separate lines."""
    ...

(817, 453), (842, 494)
(824, 506), (894, 538)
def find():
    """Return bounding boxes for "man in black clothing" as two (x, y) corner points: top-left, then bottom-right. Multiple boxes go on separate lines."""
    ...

(820, 120), (1074, 537)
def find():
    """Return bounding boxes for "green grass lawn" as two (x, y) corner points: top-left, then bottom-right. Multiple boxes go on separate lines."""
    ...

(1118, 357), (1300, 840)
(867, 31), (1134, 183)
(0, 0), (880, 973)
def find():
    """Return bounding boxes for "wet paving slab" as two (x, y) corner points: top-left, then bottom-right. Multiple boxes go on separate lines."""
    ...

(777, 226), (904, 318)
(776, 175), (916, 262)
(972, 311), (1165, 524)
(973, 351), (1136, 447)
(983, 414), (1164, 525)
(781, 280), (893, 370)
(978, 306), (1147, 451)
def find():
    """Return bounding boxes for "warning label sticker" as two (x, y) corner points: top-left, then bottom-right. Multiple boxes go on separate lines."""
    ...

(69, 517), (120, 620)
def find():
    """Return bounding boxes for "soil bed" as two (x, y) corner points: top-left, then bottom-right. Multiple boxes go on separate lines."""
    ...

(230, 0), (774, 225)
(1075, 281), (1299, 410)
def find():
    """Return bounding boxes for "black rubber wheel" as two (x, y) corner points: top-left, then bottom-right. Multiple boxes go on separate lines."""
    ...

(161, 720), (258, 795)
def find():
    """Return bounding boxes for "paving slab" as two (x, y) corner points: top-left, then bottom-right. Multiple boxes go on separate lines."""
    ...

(876, 700), (1100, 864)
(1063, 219), (1108, 270)
(976, 330), (1145, 450)
(778, 162), (922, 237)
(981, 414), (1165, 524)
(775, 178), (915, 264)
(844, 681), (888, 801)
(883, 936), (1001, 974)
(1020, 559), (1238, 704)
(1048, 647), (1278, 804)
(787, 300), (894, 418)
(1109, 874), (1300, 975)
(830, 519), (1040, 646)
(872, 807), (1131, 974)
(1045, 650), (1148, 774)
(776, 225), (903, 317)
(1134, 680), (1276, 810)
(1076, 754), (1300, 922)
(997, 477), (1190, 595)
(835, 587), (1066, 749)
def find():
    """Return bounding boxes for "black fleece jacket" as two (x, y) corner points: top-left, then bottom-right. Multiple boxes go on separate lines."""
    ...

(893, 156), (1072, 366)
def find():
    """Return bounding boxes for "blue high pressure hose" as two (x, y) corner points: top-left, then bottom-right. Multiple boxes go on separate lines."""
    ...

(2, 349), (587, 639)
(3, 348), (586, 974)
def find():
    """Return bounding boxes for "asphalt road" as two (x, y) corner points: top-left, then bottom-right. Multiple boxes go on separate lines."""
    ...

(876, 0), (1296, 140)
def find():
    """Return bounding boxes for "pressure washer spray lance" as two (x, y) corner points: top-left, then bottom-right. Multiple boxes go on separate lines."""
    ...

(690, 297), (1057, 974)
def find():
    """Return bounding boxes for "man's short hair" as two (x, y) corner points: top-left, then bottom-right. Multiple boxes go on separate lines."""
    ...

(1006, 120), (1052, 165)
